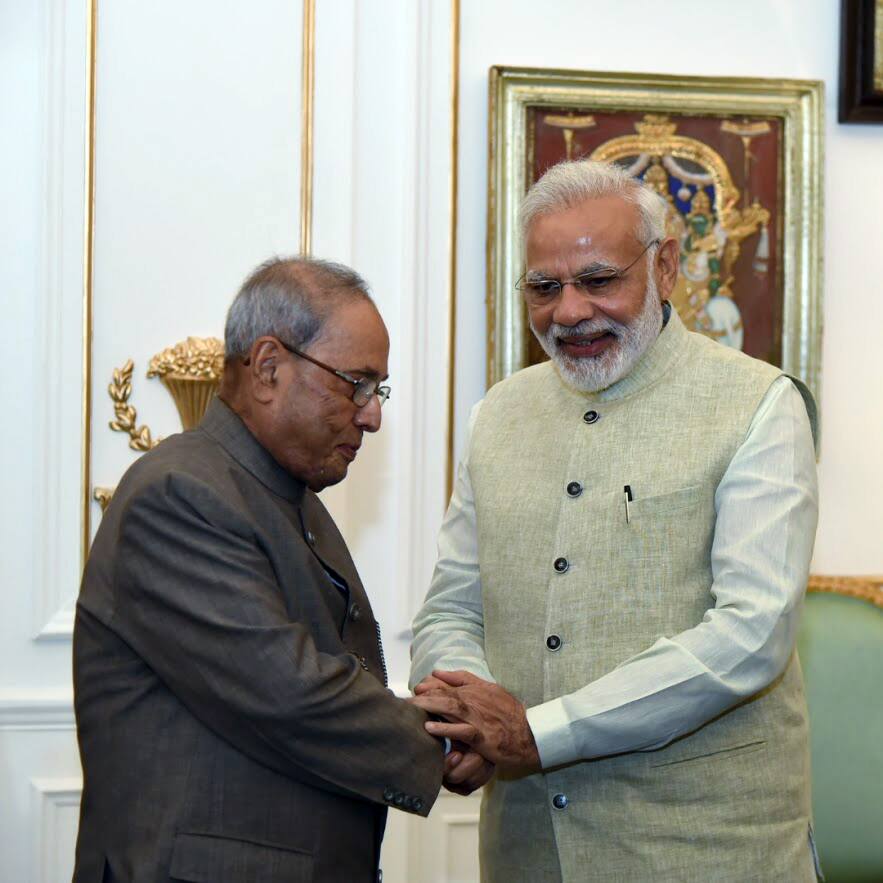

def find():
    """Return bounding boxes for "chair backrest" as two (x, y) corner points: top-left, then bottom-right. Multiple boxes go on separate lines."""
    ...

(798, 576), (883, 882)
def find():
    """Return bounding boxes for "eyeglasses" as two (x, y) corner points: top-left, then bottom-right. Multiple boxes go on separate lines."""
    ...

(279, 341), (391, 407)
(515, 239), (660, 306)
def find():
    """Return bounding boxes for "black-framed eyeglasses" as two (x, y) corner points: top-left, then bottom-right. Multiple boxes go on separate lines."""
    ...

(279, 341), (391, 407)
(515, 238), (660, 305)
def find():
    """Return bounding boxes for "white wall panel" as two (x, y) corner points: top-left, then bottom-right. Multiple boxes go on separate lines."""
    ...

(313, 0), (454, 692)
(31, 777), (82, 883)
(0, 724), (81, 883)
(89, 0), (304, 554)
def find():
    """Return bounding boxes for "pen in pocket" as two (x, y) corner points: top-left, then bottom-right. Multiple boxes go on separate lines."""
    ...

(624, 485), (633, 524)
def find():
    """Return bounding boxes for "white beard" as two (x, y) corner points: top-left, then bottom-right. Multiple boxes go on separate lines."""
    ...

(530, 273), (664, 393)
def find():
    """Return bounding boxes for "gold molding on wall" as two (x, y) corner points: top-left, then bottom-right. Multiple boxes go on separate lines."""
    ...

(444, 0), (461, 501)
(80, 0), (98, 568)
(299, 0), (316, 256)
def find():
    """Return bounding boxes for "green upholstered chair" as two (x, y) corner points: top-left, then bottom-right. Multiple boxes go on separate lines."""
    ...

(798, 576), (883, 883)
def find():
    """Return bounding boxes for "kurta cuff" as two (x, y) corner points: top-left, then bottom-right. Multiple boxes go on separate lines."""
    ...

(526, 698), (580, 769)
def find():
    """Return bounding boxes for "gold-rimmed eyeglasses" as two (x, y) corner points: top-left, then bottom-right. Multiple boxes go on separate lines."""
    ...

(515, 238), (660, 306)
(279, 341), (391, 407)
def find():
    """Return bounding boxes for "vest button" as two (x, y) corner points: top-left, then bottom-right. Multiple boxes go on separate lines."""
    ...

(349, 603), (362, 622)
(552, 793), (568, 810)
(546, 634), (562, 651)
(553, 557), (569, 573)
(305, 530), (317, 545)
(582, 409), (600, 424)
(566, 481), (583, 497)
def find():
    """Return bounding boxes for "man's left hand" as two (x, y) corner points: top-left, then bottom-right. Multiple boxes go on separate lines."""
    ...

(410, 670), (541, 774)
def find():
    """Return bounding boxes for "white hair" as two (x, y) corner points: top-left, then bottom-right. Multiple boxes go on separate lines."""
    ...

(519, 159), (667, 246)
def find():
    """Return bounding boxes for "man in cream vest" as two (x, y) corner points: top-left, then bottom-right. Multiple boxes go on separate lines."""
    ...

(409, 160), (820, 882)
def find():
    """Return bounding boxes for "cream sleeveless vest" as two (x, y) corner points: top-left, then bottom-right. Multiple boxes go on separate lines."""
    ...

(469, 309), (817, 883)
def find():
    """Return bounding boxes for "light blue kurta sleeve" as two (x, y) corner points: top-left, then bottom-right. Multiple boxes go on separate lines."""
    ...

(409, 401), (495, 689)
(526, 375), (819, 767)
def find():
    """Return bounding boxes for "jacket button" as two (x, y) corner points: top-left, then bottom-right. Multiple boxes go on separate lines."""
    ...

(393, 792), (405, 806)
(553, 557), (569, 573)
(552, 793), (568, 810)
(383, 787), (395, 802)
(546, 635), (562, 651)
(582, 410), (599, 424)
(305, 530), (316, 545)
(566, 481), (582, 497)
(349, 603), (362, 622)
(412, 797), (423, 812)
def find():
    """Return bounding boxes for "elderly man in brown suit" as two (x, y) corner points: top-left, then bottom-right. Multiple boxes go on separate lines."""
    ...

(73, 257), (444, 882)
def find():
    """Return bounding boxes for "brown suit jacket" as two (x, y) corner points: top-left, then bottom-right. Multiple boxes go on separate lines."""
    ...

(73, 398), (443, 882)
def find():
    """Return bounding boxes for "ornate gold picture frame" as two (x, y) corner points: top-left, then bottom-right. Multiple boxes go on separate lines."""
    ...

(486, 67), (824, 403)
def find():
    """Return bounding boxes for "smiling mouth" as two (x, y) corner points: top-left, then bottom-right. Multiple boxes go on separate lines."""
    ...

(557, 330), (617, 357)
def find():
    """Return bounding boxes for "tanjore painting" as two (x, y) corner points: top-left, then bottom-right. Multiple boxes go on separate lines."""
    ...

(487, 67), (824, 405)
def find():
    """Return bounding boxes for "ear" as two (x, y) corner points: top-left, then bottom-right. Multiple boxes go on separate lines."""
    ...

(248, 337), (284, 404)
(654, 236), (680, 302)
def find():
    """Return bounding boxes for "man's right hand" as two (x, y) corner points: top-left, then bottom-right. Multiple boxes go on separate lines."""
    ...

(443, 742), (494, 796)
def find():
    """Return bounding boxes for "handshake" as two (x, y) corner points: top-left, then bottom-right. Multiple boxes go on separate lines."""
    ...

(408, 670), (541, 795)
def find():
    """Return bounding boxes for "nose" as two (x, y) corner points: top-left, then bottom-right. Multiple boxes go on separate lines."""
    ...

(551, 281), (596, 327)
(354, 394), (382, 433)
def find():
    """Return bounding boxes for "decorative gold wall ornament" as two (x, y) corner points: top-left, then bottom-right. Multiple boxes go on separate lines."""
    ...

(147, 336), (225, 430)
(107, 337), (225, 451)
(99, 336), (225, 511)
(108, 359), (159, 452)
(93, 487), (114, 512)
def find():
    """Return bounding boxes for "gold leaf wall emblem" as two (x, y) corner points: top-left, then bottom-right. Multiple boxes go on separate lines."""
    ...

(101, 336), (225, 508)
(108, 359), (159, 452)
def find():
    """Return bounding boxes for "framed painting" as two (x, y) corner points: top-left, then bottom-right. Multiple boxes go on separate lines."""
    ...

(839, 0), (883, 122)
(486, 67), (824, 405)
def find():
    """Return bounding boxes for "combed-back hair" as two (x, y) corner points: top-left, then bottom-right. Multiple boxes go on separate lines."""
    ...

(224, 256), (373, 360)
(519, 159), (667, 246)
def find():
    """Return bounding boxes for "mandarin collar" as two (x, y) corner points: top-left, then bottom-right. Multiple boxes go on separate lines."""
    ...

(554, 302), (689, 404)
(199, 397), (306, 504)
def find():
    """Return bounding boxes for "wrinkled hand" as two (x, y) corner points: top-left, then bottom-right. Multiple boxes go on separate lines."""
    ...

(442, 741), (495, 795)
(410, 670), (541, 774)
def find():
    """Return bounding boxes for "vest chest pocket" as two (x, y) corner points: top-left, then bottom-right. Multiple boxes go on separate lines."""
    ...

(611, 484), (710, 612)
(627, 484), (701, 522)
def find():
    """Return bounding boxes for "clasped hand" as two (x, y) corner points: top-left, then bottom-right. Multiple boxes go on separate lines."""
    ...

(409, 670), (541, 795)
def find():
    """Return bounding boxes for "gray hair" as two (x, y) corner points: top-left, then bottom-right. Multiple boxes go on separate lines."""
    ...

(519, 159), (666, 246)
(224, 256), (373, 360)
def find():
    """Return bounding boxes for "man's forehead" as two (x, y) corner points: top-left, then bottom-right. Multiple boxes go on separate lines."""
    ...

(314, 301), (389, 375)
(525, 197), (641, 266)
